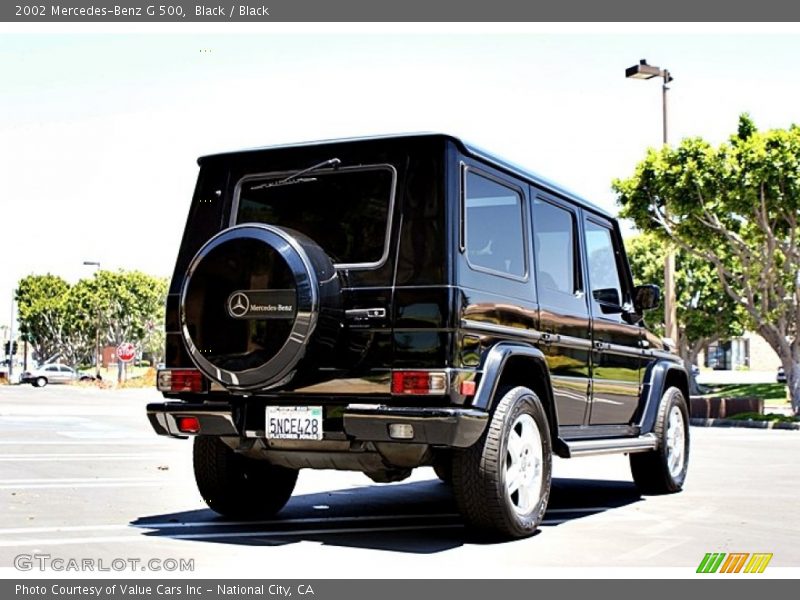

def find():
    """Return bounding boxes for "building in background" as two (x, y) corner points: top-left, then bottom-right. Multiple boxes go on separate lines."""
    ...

(699, 332), (780, 371)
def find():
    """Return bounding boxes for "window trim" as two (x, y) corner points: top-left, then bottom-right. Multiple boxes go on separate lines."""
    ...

(532, 195), (585, 299)
(230, 163), (397, 271)
(460, 164), (529, 282)
(583, 215), (632, 312)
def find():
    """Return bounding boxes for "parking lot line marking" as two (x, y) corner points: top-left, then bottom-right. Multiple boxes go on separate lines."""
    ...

(134, 513), (464, 530)
(171, 523), (467, 540)
(0, 482), (166, 490)
(0, 513), (463, 536)
(0, 454), (169, 462)
(0, 534), (153, 548)
(0, 477), (163, 484)
(0, 453), (168, 457)
(0, 524), (129, 535)
(0, 516), (572, 547)
(544, 507), (610, 514)
(0, 440), (169, 446)
(165, 518), (564, 540)
(0, 476), (166, 489)
(0, 524), (467, 548)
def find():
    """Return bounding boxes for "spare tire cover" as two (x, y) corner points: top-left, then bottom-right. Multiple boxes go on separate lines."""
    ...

(181, 224), (332, 390)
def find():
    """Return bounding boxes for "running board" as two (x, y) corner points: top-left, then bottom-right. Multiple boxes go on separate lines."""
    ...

(561, 434), (658, 458)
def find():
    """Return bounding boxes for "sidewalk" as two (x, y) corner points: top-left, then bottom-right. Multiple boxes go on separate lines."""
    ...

(691, 417), (800, 430)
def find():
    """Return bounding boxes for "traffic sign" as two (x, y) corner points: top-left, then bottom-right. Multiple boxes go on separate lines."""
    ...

(116, 342), (136, 363)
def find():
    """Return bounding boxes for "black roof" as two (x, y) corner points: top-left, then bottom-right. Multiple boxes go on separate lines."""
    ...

(200, 133), (612, 218)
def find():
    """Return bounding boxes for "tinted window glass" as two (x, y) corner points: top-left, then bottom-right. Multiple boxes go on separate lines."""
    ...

(585, 220), (624, 307)
(237, 167), (394, 266)
(533, 199), (578, 294)
(464, 171), (525, 277)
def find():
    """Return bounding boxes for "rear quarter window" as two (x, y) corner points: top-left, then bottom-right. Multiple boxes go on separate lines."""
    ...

(463, 170), (526, 279)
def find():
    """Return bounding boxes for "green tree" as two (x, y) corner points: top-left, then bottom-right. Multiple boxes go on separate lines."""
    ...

(615, 115), (800, 414)
(626, 234), (745, 391)
(89, 270), (167, 381)
(15, 274), (74, 365)
(16, 270), (167, 377)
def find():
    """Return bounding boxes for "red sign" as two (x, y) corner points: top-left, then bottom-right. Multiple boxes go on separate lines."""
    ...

(116, 342), (136, 363)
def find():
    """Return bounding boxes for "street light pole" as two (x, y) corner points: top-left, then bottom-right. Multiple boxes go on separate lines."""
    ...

(7, 292), (14, 382)
(626, 59), (679, 349)
(83, 261), (101, 378)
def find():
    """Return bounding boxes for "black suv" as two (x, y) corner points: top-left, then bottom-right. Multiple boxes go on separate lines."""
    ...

(148, 134), (690, 539)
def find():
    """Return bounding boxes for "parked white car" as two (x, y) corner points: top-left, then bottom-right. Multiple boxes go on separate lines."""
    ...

(19, 364), (95, 387)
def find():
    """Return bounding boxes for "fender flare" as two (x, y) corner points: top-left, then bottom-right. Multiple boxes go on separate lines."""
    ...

(637, 360), (690, 433)
(470, 342), (558, 433)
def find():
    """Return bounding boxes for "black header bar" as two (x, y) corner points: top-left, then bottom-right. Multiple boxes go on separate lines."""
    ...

(3, 0), (800, 22)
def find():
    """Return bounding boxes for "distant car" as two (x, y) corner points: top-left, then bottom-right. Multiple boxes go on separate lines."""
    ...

(777, 366), (786, 384)
(19, 364), (95, 387)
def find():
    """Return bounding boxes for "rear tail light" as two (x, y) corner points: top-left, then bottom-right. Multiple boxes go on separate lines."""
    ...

(157, 369), (204, 393)
(391, 371), (448, 395)
(176, 416), (201, 434)
(459, 380), (477, 396)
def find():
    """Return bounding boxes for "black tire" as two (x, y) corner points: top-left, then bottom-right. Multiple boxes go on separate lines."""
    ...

(630, 386), (690, 494)
(452, 386), (552, 539)
(35, 377), (47, 388)
(432, 452), (453, 484)
(193, 436), (298, 519)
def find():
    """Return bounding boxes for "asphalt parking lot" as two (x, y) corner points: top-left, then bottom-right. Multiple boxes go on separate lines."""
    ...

(0, 384), (798, 577)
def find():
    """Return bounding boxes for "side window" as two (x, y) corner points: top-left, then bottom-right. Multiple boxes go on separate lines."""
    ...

(464, 170), (526, 279)
(532, 199), (581, 295)
(584, 219), (626, 311)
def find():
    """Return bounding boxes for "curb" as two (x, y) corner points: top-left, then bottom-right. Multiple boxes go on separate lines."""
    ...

(690, 418), (800, 430)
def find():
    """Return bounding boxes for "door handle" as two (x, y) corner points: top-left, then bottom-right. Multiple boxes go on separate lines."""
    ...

(346, 308), (387, 320)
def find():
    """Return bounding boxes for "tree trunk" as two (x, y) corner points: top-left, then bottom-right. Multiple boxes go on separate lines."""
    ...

(679, 336), (709, 396)
(786, 361), (800, 416)
(754, 325), (799, 415)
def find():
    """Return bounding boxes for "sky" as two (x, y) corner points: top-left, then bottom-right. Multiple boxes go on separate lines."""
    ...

(3, 25), (800, 335)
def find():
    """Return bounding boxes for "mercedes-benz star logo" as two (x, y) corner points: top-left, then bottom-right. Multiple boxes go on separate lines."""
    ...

(228, 292), (250, 318)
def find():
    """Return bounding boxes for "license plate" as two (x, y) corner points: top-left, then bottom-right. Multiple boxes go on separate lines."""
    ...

(265, 406), (323, 440)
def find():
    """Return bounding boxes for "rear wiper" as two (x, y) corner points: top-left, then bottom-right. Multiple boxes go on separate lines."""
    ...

(250, 157), (342, 191)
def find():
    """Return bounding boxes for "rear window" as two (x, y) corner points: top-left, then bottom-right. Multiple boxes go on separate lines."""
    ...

(235, 165), (395, 267)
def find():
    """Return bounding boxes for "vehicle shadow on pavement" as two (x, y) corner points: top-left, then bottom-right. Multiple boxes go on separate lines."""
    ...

(130, 477), (643, 553)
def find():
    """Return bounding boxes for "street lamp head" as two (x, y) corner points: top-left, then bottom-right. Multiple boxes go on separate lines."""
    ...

(625, 59), (665, 81)
(83, 261), (101, 267)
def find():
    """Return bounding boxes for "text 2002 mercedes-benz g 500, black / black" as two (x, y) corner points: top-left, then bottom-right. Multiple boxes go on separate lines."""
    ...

(148, 134), (689, 539)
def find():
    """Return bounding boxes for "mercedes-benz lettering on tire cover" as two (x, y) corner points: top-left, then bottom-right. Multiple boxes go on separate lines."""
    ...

(180, 224), (339, 390)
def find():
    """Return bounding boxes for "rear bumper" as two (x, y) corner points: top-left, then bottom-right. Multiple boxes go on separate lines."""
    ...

(146, 401), (488, 448)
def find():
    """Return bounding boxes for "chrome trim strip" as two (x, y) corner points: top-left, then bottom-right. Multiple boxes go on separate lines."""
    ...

(461, 319), (595, 351)
(461, 319), (544, 343)
(231, 163), (397, 271)
(462, 319), (665, 360)
(564, 433), (657, 457)
(648, 349), (679, 361)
